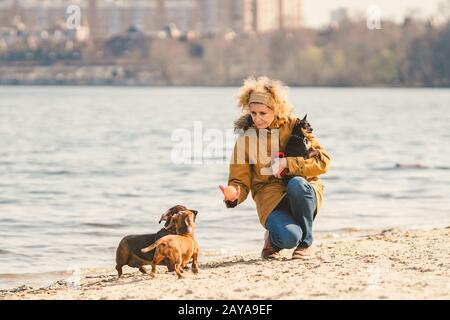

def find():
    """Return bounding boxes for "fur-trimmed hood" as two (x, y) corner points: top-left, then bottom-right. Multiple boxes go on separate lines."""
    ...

(233, 114), (253, 132)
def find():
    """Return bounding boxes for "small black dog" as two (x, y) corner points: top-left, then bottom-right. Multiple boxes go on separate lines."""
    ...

(282, 114), (314, 184)
(115, 205), (198, 278)
(239, 113), (315, 184)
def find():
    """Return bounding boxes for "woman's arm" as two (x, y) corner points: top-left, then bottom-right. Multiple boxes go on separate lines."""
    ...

(285, 135), (331, 177)
(225, 139), (251, 208)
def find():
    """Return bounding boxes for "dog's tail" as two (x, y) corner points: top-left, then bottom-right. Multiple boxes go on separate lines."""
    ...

(141, 242), (159, 253)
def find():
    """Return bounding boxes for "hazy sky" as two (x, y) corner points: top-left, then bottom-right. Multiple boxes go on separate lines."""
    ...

(303, 0), (445, 27)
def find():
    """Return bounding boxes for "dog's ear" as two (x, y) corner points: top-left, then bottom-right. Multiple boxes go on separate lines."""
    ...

(302, 114), (307, 121)
(184, 213), (195, 233)
(189, 209), (198, 220)
(159, 210), (170, 224)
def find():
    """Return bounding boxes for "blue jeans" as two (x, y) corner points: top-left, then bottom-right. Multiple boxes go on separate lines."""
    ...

(265, 177), (317, 251)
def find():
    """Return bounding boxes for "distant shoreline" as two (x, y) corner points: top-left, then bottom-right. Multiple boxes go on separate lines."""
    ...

(1, 83), (449, 89)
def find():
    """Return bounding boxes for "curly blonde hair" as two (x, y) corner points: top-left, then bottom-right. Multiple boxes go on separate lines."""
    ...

(236, 76), (293, 119)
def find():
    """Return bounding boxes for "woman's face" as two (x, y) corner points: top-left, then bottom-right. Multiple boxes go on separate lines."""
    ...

(249, 103), (275, 129)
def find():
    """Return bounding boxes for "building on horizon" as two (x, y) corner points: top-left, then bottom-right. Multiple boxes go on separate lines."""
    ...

(0, 0), (304, 37)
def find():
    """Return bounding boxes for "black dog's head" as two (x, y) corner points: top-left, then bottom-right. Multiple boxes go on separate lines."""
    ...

(158, 205), (198, 233)
(298, 114), (313, 135)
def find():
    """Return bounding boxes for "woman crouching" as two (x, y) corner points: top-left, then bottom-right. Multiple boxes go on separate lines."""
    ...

(219, 76), (331, 260)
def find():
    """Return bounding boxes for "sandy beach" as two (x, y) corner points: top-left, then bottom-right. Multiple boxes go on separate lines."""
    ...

(1, 227), (449, 300)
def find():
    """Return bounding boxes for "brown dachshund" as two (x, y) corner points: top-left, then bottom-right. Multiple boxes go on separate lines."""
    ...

(115, 205), (198, 278)
(141, 210), (199, 279)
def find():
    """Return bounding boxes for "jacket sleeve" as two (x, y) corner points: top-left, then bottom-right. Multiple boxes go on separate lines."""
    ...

(225, 139), (251, 208)
(286, 134), (330, 177)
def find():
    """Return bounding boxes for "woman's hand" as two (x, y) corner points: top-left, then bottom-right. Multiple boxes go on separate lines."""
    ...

(271, 157), (288, 178)
(219, 185), (241, 202)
